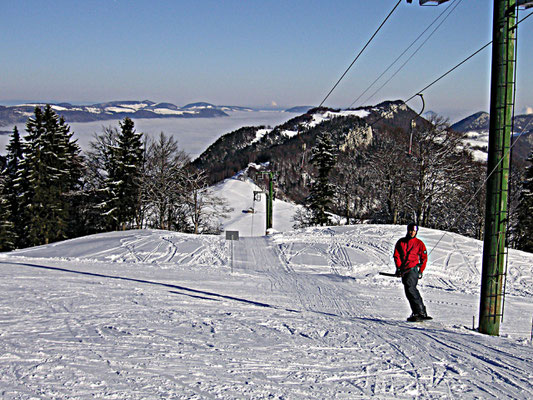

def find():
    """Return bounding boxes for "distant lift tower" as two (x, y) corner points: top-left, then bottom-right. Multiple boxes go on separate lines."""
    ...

(260, 171), (275, 233)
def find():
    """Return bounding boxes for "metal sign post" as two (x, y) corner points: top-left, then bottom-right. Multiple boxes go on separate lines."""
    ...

(225, 231), (239, 241)
(225, 231), (239, 273)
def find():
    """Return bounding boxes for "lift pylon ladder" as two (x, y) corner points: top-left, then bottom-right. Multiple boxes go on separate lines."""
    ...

(479, 0), (519, 336)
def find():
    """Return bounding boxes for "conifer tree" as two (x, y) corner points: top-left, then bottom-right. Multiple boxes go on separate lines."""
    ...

(17, 105), (83, 246)
(307, 131), (336, 226)
(4, 126), (23, 179)
(83, 126), (120, 234)
(0, 174), (16, 251)
(515, 150), (533, 252)
(101, 118), (144, 230)
(2, 126), (24, 246)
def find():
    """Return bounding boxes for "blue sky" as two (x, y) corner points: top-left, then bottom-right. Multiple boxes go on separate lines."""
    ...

(1, 0), (532, 121)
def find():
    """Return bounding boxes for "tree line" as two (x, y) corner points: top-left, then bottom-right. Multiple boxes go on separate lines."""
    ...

(0, 105), (231, 251)
(1, 105), (531, 254)
(295, 115), (533, 253)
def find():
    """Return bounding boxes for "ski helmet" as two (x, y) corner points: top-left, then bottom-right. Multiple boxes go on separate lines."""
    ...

(407, 222), (418, 232)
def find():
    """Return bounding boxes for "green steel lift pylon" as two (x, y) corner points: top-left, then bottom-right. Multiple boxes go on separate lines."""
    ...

(478, 0), (518, 336)
(261, 171), (274, 233)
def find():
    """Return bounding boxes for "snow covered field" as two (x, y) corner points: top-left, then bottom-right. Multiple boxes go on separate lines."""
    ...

(1, 221), (532, 398)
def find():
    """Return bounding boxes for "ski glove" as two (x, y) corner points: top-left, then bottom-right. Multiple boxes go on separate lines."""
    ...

(418, 272), (423, 279)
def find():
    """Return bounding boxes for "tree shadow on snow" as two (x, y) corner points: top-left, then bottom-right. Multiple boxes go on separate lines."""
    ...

(1, 261), (283, 311)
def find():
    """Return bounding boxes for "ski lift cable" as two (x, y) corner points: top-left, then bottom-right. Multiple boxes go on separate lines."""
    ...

(366, 7), (532, 127)
(419, 7), (533, 102)
(411, 42), (492, 101)
(359, 0), (464, 108)
(367, 39), (492, 130)
(359, 10), (533, 257)
(514, 9), (533, 27)
(350, 0), (463, 109)
(318, 0), (403, 108)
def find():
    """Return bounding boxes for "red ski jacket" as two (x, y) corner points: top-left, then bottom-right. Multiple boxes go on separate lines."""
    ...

(393, 236), (428, 274)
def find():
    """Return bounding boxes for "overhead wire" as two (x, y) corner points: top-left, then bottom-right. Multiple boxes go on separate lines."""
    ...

(312, 2), (533, 257)
(362, 9), (533, 122)
(357, 0), (464, 108)
(427, 8), (529, 256)
(318, 0), (402, 108)
(515, 9), (533, 25)
(370, 7), (533, 128)
(362, 37), (516, 255)
(377, 7), (532, 120)
(367, 39), (492, 129)
(350, 0), (463, 109)
(310, 3), (533, 261)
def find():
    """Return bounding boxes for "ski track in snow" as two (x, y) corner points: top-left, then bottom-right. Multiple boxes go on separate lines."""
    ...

(0, 226), (532, 399)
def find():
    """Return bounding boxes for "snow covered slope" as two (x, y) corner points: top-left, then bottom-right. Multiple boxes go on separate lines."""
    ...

(1, 225), (532, 399)
(211, 176), (300, 236)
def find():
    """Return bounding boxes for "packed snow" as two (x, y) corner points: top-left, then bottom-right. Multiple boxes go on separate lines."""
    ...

(304, 110), (371, 129)
(463, 130), (490, 162)
(1, 178), (532, 399)
(250, 128), (272, 144)
(211, 176), (301, 236)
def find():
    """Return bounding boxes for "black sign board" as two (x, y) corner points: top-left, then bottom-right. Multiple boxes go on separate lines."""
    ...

(225, 231), (239, 241)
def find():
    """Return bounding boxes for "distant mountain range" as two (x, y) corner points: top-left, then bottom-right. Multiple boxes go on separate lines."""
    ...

(3, 99), (532, 163)
(450, 111), (533, 162)
(0, 100), (285, 127)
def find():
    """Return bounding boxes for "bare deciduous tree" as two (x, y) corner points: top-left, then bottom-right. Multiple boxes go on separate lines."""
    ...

(184, 169), (233, 234)
(142, 132), (189, 230)
(409, 116), (473, 227)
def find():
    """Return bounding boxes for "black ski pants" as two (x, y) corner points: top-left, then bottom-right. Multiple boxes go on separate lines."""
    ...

(402, 267), (426, 315)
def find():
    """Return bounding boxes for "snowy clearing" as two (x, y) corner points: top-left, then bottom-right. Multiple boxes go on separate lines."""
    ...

(1, 224), (532, 399)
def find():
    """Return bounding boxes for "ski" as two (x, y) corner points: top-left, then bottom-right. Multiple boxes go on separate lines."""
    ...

(379, 271), (399, 277)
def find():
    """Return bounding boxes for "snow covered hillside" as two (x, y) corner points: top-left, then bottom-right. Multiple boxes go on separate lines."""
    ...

(212, 175), (300, 236)
(1, 224), (532, 399)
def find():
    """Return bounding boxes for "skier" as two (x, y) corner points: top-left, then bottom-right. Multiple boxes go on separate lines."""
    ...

(393, 222), (431, 322)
